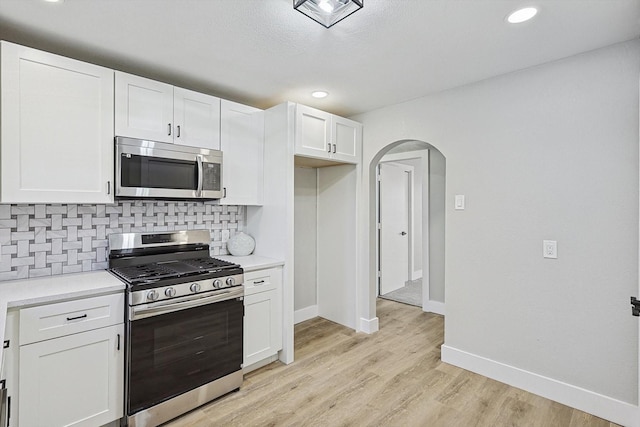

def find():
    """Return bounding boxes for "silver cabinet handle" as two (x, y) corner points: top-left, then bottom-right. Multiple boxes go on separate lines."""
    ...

(223, 187), (227, 198)
(196, 155), (204, 197)
(107, 181), (111, 195)
(333, 144), (336, 153)
(177, 125), (181, 138)
(253, 280), (265, 285)
(168, 123), (172, 136)
(327, 142), (331, 153)
(400, 231), (407, 236)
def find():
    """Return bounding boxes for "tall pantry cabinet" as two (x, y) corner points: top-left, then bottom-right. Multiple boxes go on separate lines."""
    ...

(247, 102), (362, 365)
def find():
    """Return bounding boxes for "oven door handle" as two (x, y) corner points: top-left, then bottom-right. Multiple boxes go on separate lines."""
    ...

(131, 287), (243, 320)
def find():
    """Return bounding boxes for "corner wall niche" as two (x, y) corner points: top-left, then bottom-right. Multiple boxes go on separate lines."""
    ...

(246, 102), (363, 366)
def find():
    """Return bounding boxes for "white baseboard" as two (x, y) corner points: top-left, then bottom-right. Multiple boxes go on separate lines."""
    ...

(294, 305), (318, 324)
(441, 345), (638, 427)
(411, 270), (423, 281)
(243, 354), (279, 374)
(424, 300), (445, 315)
(359, 317), (379, 334)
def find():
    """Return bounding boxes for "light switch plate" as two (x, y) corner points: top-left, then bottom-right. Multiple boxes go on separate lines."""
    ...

(455, 195), (465, 210)
(543, 240), (557, 259)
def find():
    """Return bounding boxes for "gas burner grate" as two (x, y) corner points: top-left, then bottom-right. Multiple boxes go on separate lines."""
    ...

(111, 264), (176, 282)
(182, 257), (237, 271)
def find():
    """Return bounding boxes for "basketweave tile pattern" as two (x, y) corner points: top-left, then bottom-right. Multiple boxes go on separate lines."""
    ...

(0, 201), (244, 282)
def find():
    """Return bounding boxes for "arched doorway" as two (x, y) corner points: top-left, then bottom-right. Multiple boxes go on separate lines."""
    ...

(369, 139), (446, 320)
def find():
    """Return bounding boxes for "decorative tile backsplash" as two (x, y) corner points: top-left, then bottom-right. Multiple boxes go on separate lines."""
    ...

(0, 200), (244, 282)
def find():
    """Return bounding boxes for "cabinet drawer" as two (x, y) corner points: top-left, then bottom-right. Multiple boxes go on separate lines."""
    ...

(20, 293), (124, 345)
(244, 268), (279, 296)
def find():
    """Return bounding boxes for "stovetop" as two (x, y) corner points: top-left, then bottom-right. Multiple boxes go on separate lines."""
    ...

(107, 230), (245, 299)
(110, 257), (238, 285)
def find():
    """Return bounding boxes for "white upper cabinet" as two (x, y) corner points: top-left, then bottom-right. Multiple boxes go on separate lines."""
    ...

(295, 104), (332, 158)
(115, 72), (173, 143)
(294, 104), (361, 164)
(174, 87), (221, 149)
(0, 41), (115, 204)
(331, 115), (361, 163)
(115, 71), (221, 149)
(220, 100), (264, 205)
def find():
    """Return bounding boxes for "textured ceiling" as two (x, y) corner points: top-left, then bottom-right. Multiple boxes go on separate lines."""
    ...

(0, 0), (639, 116)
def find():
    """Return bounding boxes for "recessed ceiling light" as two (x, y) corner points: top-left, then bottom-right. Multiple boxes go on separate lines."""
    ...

(43, 0), (64, 3)
(507, 7), (538, 24)
(312, 91), (329, 99)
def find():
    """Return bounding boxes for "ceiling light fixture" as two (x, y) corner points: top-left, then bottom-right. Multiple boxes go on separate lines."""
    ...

(294, 0), (363, 28)
(506, 7), (538, 24)
(312, 91), (329, 99)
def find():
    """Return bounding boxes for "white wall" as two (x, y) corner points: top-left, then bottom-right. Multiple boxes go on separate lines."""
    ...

(294, 167), (318, 310)
(352, 39), (640, 410)
(429, 149), (446, 303)
(317, 164), (358, 329)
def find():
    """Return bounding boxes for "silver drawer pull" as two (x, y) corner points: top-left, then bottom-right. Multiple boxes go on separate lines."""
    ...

(253, 280), (265, 285)
(66, 314), (87, 321)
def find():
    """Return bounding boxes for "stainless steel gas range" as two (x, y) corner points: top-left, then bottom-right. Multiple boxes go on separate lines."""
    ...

(108, 230), (244, 427)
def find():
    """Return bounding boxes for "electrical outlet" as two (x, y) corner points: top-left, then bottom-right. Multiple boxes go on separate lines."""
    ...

(222, 230), (230, 243)
(543, 240), (557, 259)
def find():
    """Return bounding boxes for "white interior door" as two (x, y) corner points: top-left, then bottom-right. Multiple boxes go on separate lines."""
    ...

(379, 162), (410, 295)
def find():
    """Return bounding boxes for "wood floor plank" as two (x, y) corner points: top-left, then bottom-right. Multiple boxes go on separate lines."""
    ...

(164, 299), (622, 427)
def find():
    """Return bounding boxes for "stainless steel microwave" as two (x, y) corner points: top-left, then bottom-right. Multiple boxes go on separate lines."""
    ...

(115, 137), (223, 200)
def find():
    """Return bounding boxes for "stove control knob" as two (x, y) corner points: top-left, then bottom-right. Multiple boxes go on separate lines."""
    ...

(213, 279), (222, 289)
(164, 287), (176, 297)
(147, 290), (159, 301)
(190, 283), (201, 293)
(226, 277), (236, 287)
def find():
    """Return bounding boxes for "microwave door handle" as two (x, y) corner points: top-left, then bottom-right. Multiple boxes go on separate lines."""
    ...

(196, 155), (204, 197)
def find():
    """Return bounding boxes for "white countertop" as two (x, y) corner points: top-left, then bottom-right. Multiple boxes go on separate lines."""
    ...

(216, 255), (284, 272)
(0, 270), (125, 364)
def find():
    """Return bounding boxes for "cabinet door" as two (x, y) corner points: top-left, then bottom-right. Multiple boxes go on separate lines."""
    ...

(220, 100), (264, 205)
(244, 287), (282, 367)
(331, 115), (361, 164)
(19, 324), (124, 427)
(174, 87), (221, 149)
(0, 41), (114, 204)
(294, 104), (332, 160)
(115, 71), (174, 143)
(1, 310), (19, 427)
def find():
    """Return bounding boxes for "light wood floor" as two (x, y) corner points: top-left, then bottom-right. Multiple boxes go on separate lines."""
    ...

(165, 298), (620, 427)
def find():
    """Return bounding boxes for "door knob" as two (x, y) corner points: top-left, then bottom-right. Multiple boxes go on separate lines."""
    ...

(400, 231), (407, 236)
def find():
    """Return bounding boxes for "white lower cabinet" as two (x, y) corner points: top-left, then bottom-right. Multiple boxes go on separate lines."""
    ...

(1, 310), (19, 427)
(16, 293), (124, 427)
(19, 325), (124, 427)
(243, 267), (282, 370)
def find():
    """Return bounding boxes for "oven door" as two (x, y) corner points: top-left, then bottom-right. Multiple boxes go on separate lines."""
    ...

(116, 136), (222, 199)
(127, 288), (243, 415)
